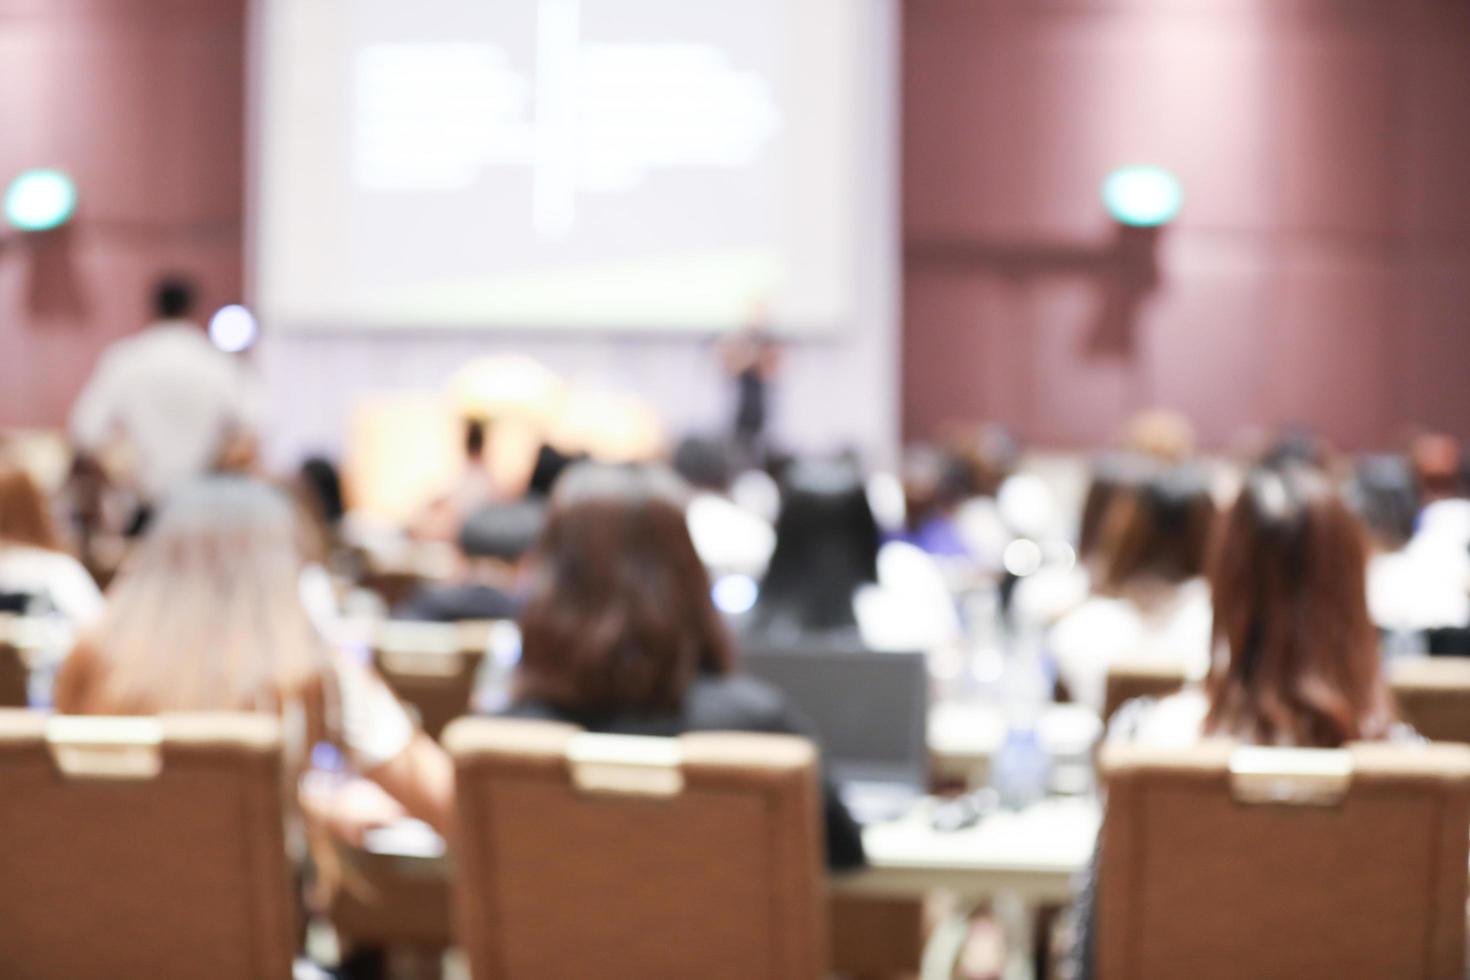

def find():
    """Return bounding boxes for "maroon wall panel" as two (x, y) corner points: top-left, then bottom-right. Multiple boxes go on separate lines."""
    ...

(902, 0), (1470, 450)
(0, 0), (246, 428)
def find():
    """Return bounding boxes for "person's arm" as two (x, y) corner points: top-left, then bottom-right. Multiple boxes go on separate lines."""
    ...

(363, 731), (456, 838)
(69, 351), (122, 454)
(331, 657), (456, 837)
(762, 687), (867, 870)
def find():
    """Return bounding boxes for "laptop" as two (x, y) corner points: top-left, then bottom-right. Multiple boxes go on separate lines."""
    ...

(741, 641), (928, 825)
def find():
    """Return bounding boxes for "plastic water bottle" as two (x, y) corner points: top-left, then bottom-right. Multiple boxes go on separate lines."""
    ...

(990, 627), (1053, 809)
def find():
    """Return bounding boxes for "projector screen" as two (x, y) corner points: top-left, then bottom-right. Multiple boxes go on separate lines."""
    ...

(252, 0), (860, 334)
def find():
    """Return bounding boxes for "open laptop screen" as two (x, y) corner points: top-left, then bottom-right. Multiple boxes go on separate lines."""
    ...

(739, 642), (928, 790)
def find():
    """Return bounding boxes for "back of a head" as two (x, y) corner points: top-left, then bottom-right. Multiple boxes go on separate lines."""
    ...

(516, 462), (731, 713)
(1411, 432), (1463, 502)
(1078, 452), (1153, 563)
(0, 460), (60, 552)
(1205, 463), (1391, 747)
(1120, 408), (1196, 463)
(525, 443), (581, 499)
(900, 444), (971, 530)
(1344, 454), (1418, 550)
(751, 458), (879, 635)
(152, 275), (196, 321)
(1097, 464), (1216, 593)
(458, 500), (544, 562)
(57, 477), (326, 716)
(671, 435), (734, 494)
(297, 457), (345, 527)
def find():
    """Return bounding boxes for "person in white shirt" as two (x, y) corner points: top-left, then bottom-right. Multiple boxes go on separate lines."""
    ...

(1048, 464), (1217, 713)
(672, 436), (776, 578)
(69, 276), (263, 510)
(0, 459), (102, 625)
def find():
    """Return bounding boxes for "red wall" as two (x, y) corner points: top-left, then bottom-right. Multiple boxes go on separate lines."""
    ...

(902, 0), (1470, 450)
(0, 0), (245, 428)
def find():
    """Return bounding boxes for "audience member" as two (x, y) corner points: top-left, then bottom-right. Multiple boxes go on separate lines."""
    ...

(394, 501), (543, 622)
(1109, 462), (1408, 746)
(1010, 452), (1150, 629)
(747, 459), (960, 653)
(895, 445), (973, 558)
(1071, 463), (1413, 979)
(53, 478), (454, 837)
(502, 462), (864, 869)
(0, 459), (102, 623)
(1348, 454), (1470, 635)
(411, 417), (499, 542)
(1048, 464), (1216, 713)
(673, 434), (776, 577)
(1120, 408), (1195, 463)
(69, 276), (264, 520)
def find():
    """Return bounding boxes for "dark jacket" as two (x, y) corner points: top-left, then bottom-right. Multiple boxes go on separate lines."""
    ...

(501, 673), (867, 870)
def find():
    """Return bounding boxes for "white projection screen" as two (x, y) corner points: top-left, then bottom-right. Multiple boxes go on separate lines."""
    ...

(252, 0), (860, 334)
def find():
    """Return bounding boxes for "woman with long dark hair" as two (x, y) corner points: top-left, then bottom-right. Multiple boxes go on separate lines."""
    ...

(746, 459), (959, 653)
(505, 462), (864, 868)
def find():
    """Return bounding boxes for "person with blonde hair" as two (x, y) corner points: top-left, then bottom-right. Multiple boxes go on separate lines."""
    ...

(0, 458), (102, 624)
(54, 477), (453, 836)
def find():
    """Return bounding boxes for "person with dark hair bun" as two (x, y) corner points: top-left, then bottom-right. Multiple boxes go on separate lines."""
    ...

(1048, 464), (1217, 712)
(502, 462), (865, 869)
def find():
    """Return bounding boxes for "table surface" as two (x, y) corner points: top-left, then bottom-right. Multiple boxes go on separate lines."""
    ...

(363, 794), (1100, 905)
(836, 796), (1099, 903)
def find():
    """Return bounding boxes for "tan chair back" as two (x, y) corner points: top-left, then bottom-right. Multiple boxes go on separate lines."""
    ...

(1101, 661), (1187, 726)
(1097, 740), (1470, 979)
(445, 717), (828, 980)
(1390, 656), (1470, 744)
(0, 710), (295, 980)
(0, 640), (25, 708)
(373, 620), (491, 739)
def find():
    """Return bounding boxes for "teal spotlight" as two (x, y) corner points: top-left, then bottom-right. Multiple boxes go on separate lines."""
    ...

(4, 169), (78, 232)
(1101, 165), (1182, 227)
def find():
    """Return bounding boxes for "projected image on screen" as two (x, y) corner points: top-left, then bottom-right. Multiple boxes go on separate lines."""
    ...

(255, 0), (857, 333)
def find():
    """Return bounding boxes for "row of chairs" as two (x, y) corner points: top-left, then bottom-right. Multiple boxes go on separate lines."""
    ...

(4, 708), (1469, 978)
(0, 710), (826, 980)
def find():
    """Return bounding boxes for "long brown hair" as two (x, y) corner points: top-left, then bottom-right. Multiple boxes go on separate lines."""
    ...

(515, 462), (733, 714)
(0, 460), (62, 552)
(1096, 465), (1216, 594)
(1204, 464), (1394, 747)
(55, 478), (331, 722)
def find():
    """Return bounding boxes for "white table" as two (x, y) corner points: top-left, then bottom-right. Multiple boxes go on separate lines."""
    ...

(928, 700), (1104, 787)
(837, 797), (1099, 980)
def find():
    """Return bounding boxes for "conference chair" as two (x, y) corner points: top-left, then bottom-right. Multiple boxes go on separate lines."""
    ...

(1389, 655), (1470, 745)
(1100, 661), (1188, 727)
(372, 620), (491, 739)
(0, 617), (26, 707)
(445, 717), (829, 980)
(0, 710), (295, 980)
(1096, 740), (1470, 979)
